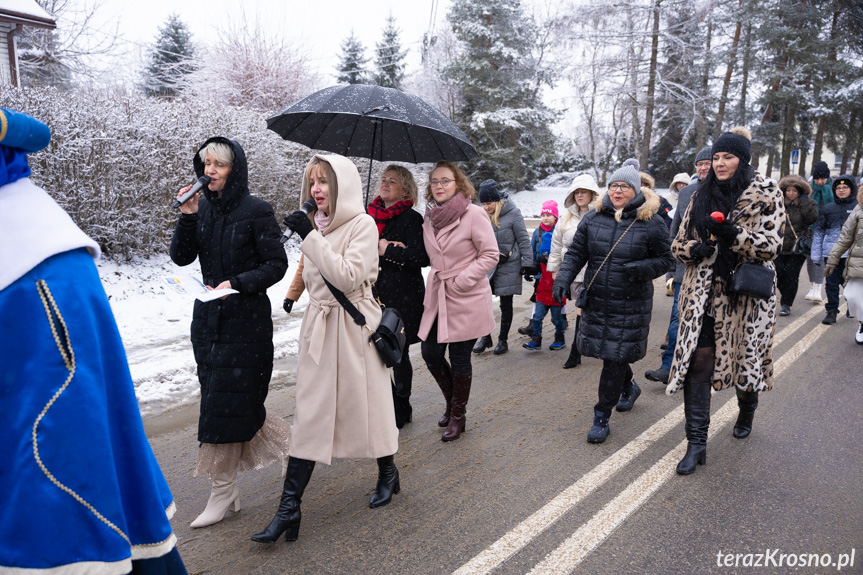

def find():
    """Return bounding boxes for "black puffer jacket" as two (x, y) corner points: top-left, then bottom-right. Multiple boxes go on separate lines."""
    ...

(377, 207), (429, 345)
(170, 137), (288, 444)
(553, 188), (674, 363)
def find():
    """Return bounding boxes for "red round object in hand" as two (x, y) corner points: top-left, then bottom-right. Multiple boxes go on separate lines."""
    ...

(710, 211), (725, 223)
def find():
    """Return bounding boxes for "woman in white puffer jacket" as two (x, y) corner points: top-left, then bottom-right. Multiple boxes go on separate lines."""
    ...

(547, 173), (601, 369)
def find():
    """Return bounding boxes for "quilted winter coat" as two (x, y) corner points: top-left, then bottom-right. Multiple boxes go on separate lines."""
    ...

(553, 187), (674, 363)
(667, 172), (785, 395)
(488, 198), (533, 296)
(170, 137), (288, 444)
(826, 189), (863, 281)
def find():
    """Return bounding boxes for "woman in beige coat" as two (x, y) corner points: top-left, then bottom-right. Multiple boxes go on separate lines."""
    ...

(419, 161), (498, 442)
(547, 173), (600, 369)
(251, 154), (399, 544)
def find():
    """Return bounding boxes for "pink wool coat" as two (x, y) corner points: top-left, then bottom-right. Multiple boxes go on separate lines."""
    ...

(419, 201), (498, 343)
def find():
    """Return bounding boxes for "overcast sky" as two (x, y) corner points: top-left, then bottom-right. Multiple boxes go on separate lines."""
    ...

(96, 0), (450, 85)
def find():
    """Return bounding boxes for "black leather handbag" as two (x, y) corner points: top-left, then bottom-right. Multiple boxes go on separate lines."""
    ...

(319, 274), (406, 367)
(728, 263), (775, 300)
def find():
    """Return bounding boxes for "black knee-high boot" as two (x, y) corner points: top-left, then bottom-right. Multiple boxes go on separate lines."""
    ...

(251, 457), (315, 543)
(676, 381), (711, 475)
(563, 315), (582, 369)
(733, 388), (758, 438)
(369, 454), (400, 508)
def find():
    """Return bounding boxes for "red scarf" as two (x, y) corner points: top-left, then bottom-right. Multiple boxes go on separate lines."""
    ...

(367, 196), (414, 236)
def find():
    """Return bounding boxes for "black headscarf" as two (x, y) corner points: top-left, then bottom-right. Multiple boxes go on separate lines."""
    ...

(687, 162), (756, 288)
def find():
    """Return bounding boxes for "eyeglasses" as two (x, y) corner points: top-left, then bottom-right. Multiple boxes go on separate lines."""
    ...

(430, 178), (454, 188)
(608, 183), (632, 191)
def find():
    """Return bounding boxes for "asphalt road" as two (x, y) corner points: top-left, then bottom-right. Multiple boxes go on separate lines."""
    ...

(145, 278), (863, 575)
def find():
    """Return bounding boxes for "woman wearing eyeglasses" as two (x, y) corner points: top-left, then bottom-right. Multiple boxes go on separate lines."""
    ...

(419, 161), (498, 442)
(552, 164), (674, 444)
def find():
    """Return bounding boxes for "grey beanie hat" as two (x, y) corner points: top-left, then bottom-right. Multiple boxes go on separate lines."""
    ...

(695, 146), (712, 164)
(607, 165), (641, 192)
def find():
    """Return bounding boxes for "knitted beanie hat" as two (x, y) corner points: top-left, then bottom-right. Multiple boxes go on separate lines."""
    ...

(607, 164), (641, 192)
(540, 199), (559, 219)
(712, 126), (752, 165)
(812, 161), (830, 180)
(694, 146), (713, 164)
(478, 179), (501, 203)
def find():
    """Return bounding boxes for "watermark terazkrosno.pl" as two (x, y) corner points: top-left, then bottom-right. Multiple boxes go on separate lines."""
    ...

(716, 549), (856, 571)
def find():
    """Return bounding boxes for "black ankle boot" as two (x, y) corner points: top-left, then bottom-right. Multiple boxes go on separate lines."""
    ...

(676, 382), (711, 475)
(493, 338), (508, 355)
(733, 389), (758, 438)
(369, 455), (400, 508)
(251, 457), (315, 543)
(472, 335), (493, 353)
(563, 316), (582, 368)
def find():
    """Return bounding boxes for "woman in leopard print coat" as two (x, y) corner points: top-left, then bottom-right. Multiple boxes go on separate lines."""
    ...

(667, 127), (785, 476)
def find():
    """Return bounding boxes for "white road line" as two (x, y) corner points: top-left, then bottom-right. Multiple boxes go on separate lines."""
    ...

(525, 310), (838, 575)
(452, 302), (837, 575)
(452, 405), (684, 575)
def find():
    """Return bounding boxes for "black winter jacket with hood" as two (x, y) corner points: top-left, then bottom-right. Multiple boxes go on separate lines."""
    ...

(553, 188), (674, 363)
(170, 137), (288, 443)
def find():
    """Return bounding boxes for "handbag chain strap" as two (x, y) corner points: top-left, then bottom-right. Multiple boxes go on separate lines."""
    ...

(583, 218), (637, 293)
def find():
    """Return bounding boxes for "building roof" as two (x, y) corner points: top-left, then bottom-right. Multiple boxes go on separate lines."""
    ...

(0, 0), (56, 29)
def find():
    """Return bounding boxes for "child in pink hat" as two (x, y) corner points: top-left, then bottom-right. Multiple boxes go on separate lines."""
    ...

(524, 200), (566, 350)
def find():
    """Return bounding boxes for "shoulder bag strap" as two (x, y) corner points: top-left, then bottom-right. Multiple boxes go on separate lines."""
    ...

(583, 218), (637, 293)
(320, 272), (371, 331)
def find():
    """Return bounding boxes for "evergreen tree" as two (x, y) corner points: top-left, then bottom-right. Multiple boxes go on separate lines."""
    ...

(375, 14), (407, 89)
(142, 14), (196, 98)
(336, 31), (370, 84)
(445, 0), (558, 190)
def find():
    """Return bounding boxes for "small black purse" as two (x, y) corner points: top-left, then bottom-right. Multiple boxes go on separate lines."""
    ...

(728, 263), (775, 300)
(319, 274), (406, 367)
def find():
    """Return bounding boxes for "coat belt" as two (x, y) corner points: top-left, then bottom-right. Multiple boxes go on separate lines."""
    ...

(428, 263), (469, 342)
(306, 283), (373, 365)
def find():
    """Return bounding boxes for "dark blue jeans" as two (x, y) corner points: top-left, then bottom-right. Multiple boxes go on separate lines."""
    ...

(660, 282), (681, 371)
(532, 302), (565, 336)
(824, 257), (847, 312)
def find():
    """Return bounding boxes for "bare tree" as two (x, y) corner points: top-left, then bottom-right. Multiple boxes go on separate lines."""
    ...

(184, 12), (318, 113)
(17, 0), (121, 87)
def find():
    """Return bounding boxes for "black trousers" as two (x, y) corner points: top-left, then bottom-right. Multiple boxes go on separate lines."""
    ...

(421, 319), (476, 375)
(775, 253), (807, 307)
(498, 294), (513, 340)
(392, 343), (413, 400)
(595, 360), (633, 417)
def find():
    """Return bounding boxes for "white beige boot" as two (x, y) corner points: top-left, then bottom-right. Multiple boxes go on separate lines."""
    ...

(805, 283), (822, 302)
(190, 469), (240, 528)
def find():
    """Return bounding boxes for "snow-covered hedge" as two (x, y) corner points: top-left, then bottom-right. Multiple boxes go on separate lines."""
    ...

(1, 86), (309, 260)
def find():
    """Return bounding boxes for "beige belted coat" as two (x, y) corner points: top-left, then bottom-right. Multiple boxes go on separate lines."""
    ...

(418, 201), (498, 343)
(289, 154), (398, 465)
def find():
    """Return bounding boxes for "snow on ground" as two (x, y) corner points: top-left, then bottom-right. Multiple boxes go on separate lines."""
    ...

(105, 183), (670, 418)
(98, 242), (308, 417)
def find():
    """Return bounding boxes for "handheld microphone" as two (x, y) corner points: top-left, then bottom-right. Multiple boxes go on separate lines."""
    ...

(172, 175), (212, 209)
(281, 198), (318, 244)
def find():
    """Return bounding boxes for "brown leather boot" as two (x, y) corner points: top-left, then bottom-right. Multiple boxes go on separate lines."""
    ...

(428, 364), (453, 427)
(443, 372), (472, 441)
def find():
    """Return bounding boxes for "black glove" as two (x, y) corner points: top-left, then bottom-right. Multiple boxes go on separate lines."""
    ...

(552, 284), (567, 305)
(283, 298), (294, 313)
(690, 242), (716, 261)
(284, 210), (314, 240)
(703, 215), (738, 243)
(524, 273), (534, 282)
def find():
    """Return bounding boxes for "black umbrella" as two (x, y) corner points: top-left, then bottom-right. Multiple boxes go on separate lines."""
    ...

(266, 84), (478, 204)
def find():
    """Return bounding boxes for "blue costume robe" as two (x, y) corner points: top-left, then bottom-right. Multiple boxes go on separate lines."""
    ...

(0, 176), (185, 570)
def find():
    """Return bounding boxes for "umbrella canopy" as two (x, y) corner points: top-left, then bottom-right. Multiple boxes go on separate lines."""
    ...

(267, 84), (478, 164)
(267, 84), (479, 204)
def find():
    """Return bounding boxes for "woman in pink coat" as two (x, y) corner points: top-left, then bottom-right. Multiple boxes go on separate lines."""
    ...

(419, 161), (498, 441)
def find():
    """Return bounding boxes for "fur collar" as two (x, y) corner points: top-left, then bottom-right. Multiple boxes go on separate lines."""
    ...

(593, 186), (661, 221)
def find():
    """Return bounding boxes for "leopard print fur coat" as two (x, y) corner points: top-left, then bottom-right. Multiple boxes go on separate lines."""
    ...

(667, 172), (785, 395)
